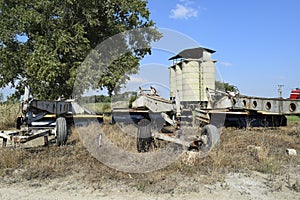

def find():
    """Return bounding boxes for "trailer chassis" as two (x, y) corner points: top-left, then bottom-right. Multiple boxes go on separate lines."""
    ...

(0, 87), (92, 147)
(128, 87), (300, 153)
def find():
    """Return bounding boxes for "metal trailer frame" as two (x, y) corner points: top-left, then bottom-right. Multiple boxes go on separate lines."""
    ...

(129, 87), (300, 153)
(0, 87), (100, 147)
(0, 129), (53, 147)
(127, 46), (300, 154)
(0, 97), (71, 147)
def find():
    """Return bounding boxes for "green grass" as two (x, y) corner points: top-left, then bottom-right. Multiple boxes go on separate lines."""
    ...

(286, 115), (300, 124)
(83, 102), (111, 113)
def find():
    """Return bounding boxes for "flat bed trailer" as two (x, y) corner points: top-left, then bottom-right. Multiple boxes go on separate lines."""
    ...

(0, 87), (102, 147)
(112, 87), (300, 153)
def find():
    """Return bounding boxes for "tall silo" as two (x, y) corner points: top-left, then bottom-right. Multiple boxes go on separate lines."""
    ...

(182, 60), (200, 102)
(175, 63), (183, 100)
(169, 47), (216, 104)
(200, 60), (215, 101)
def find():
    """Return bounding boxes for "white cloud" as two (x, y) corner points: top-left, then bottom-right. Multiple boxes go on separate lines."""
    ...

(128, 76), (148, 84)
(220, 62), (233, 67)
(170, 3), (198, 20)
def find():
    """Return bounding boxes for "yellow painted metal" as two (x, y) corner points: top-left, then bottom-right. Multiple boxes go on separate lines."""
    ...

(43, 114), (103, 118)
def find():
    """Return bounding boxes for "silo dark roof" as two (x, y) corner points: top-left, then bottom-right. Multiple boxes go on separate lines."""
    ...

(169, 47), (215, 60)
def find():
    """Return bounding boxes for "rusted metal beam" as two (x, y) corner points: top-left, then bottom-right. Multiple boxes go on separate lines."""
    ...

(44, 136), (49, 146)
(0, 129), (51, 145)
(152, 132), (191, 147)
(2, 138), (7, 147)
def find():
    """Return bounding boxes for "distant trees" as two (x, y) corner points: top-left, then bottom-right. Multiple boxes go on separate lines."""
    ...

(79, 91), (137, 104)
(79, 95), (111, 104)
(0, 92), (3, 102)
(215, 81), (238, 92)
(0, 0), (160, 99)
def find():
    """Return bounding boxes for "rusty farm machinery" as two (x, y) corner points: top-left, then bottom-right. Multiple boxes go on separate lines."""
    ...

(2, 47), (300, 155)
(113, 47), (300, 153)
(0, 87), (102, 147)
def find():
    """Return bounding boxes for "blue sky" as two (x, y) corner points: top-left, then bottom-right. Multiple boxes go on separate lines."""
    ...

(135, 0), (300, 98)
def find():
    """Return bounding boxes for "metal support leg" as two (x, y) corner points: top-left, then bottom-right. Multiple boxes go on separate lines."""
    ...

(2, 138), (7, 147)
(44, 136), (49, 146)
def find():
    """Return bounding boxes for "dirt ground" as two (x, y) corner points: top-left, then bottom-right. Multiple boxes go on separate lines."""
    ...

(0, 169), (299, 200)
(0, 124), (299, 200)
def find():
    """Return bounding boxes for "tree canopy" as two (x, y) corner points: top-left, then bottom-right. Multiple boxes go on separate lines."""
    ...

(215, 81), (238, 92)
(0, 92), (3, 102)
(0, 0), (160, 99)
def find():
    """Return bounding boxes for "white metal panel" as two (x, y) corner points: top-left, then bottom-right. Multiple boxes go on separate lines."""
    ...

(202, 51), (211, 61)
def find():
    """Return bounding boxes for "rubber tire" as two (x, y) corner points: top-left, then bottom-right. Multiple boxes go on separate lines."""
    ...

(137, 119), (152, 152)
(56, 117), (68, 146)
(200, 124), (220, 152)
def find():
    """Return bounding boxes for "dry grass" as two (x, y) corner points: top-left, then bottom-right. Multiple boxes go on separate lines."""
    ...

(0, 129), (127, 181)
(194, 127), (299, 174)
(101, 123), (138, 152)
(0, 121), (299, 193)
(0, 103), (20, 129)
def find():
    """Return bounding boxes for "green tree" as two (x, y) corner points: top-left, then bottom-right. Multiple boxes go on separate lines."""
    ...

(215, 81), (238, 92)
(0, 0), (160, 99)
(0, 92), (3, 102)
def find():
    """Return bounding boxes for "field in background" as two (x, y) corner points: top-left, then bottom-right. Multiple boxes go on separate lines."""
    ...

(83, 102), (111, 113)
(286, 115), (300, 124)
